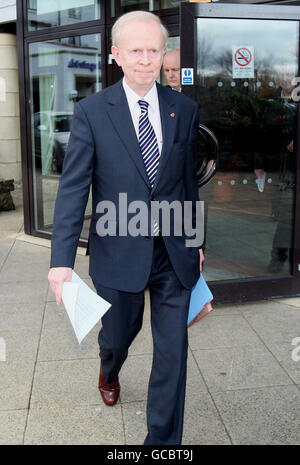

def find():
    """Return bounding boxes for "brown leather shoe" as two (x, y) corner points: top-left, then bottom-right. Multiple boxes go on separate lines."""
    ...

(98, 363), (120, 406)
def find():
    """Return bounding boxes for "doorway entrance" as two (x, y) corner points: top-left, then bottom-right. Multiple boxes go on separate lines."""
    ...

(181, 2), (300, 302)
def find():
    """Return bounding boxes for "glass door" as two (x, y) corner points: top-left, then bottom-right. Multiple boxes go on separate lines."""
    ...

(28, 30), (104, 239)
(181, 2), (300, 302)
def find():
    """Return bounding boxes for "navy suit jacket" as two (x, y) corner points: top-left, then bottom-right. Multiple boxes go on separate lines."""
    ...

(50, 80), (201, 292)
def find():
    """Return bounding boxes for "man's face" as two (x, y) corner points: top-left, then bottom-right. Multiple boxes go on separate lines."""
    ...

(163, 52), (180, 91)
(111, 20), (165, 96)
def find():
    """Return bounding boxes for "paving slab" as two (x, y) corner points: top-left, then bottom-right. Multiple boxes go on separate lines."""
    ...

(121, 391), (232, 446)
(120, 350), (208, 405)
(37, 302), (100, 361)
(193, 345), (293, 392)
(0, 280), (48, 304)
(119, 354), (153, 404)
(0, 302), (44, 331)
(0, 329), (40, 362)
(275, 297), (300, 308)
(186, 350), (208, 395)
(0, 409), (27, 445)
(212, 385), (300, 444)
(0, 209), (23, 233)
(121, 401), (148, 445)
(188, 314), (263, 351)
(183, 392), (231, 445)
(261, 340), (300, 384)
(15, 233), (87, 258)
(30, 359), (103, 409)
(0, 360), (35, 410)
(203, 303), (241, 317)
(143, 289), (151, 322)
(0, 236), (14, 270)
(24, 404), (124, 445)
(240, 302), (300, 344)
(236, 299), (300, 314)
(0, 302), (44, 361)
(0, 241), (50, 283)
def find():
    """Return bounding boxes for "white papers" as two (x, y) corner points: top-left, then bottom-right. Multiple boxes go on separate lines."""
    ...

(62, 271), (111, 344)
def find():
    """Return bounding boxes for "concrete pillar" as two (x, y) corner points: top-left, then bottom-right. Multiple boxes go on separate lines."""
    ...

(0, 33), (21, 183)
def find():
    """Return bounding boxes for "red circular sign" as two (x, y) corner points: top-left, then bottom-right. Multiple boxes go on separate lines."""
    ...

(234, 48), (252, 67)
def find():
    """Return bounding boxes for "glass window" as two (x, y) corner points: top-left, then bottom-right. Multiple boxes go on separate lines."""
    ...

(28, 0), (101, 31)
(195, 18), (298, 280)
(29, 33), (102, 237)
(111, 0), (182, 17)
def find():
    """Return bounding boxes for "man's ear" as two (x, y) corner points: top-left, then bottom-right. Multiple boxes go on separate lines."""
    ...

(111, 45), (122, 67)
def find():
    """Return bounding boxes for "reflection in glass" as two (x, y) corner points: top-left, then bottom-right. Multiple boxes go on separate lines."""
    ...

(29, 33), (102, 237)
(111, 0), (182, 16)
(28, 0), (101, 31)
(196, 19), (298, 281)
(160, 36), (180, 86)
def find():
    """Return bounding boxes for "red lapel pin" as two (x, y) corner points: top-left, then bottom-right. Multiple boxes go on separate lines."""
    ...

(170, 113), (175, 117)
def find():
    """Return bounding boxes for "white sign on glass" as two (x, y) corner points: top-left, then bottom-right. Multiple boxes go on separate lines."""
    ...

(232, 46), (254, 79)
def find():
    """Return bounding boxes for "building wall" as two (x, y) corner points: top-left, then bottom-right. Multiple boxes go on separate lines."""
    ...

(0, 33), (21, 183)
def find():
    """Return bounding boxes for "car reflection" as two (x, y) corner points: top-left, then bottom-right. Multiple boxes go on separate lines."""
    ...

(34, 111), (73, 174)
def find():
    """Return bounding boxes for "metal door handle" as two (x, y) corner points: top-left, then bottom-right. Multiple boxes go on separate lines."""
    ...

(196, 123), (219, 188)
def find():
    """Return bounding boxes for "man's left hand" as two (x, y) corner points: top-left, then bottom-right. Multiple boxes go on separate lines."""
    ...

(199, 249), (205, 271)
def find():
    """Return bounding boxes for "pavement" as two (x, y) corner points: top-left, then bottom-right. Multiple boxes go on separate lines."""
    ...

(0, 187), (300, 445)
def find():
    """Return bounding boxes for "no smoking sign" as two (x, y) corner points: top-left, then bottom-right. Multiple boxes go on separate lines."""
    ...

(232, 45), (254, 78)
(235, 47), (252, 66)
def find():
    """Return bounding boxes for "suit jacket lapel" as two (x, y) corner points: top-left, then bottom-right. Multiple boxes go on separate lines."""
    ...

(151, 84), (177, 194)
(105, 81), (151, 189)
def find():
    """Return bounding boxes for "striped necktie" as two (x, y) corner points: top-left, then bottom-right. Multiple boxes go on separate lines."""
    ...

(138, 100), (160, 235)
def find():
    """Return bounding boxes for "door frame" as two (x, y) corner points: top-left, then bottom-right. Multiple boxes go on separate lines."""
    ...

(180, 2), (300, 303)
(17, 0), (107, 244)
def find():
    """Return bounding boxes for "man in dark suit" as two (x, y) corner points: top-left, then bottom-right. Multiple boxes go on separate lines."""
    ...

(48, 10), (204, 445)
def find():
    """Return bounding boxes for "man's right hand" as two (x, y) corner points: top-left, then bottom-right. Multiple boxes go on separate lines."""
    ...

(48, 267), (72, 305)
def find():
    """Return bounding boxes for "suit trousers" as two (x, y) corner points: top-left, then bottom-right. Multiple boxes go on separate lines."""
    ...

(93, 235), (192, 445)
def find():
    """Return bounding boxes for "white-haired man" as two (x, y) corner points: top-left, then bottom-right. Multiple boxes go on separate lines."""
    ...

(48, 10), (204, 445)
(163, 49), (181, 92)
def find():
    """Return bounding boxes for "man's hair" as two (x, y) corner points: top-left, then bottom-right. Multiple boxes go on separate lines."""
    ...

(111, 10), (169, 48)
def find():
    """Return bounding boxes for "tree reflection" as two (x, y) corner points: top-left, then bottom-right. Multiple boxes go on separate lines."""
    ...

(197, 46), (296, 173)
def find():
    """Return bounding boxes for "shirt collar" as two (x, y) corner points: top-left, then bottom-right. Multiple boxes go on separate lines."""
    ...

(122, 77), (159, 113)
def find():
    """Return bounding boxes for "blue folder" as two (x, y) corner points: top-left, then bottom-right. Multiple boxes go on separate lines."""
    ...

(187, 274), (213, 326)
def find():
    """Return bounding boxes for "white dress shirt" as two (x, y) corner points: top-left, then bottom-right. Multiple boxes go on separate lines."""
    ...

(122, 77), (163, 154)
